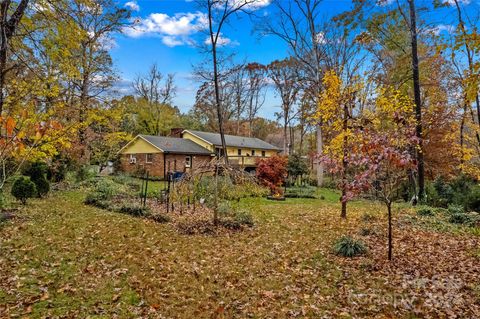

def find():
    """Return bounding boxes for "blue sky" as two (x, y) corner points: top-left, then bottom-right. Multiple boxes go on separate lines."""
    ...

(110, 0), (479, 118)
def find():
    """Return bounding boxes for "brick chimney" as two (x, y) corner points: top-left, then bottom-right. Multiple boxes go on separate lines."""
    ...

(169, 127), (184, 138)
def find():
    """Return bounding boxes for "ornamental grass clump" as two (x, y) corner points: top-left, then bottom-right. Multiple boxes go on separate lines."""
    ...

(333, 235), (367, 257)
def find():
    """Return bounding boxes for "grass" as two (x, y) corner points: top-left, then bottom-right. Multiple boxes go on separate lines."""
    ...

(0, 189), (479, 318)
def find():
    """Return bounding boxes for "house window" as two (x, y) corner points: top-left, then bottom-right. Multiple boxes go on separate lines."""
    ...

(145, 153), (153, 163)
(129, 154), (137, 164)
(185, 156), (192, 168)
(262, 151), (266, 157)
(252, 150), (256, 156)
(238, 149), (242, 156)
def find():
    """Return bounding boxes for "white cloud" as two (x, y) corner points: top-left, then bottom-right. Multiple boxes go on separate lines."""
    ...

(204, 34), (239, 46)
(32, 1), (54, 12)
(315, 32), (326, 44)
(210, 0), (271, 9)
(125, 1), (140, 11)
(228, 0), (271, 9)
(376, 0), (394, 6)
(377, 0), (471, 6)
(162, 35), (186, 47)
(443, 0), (471, 5)
(430, 24), (456, 35)
(124, 11), (208, 47)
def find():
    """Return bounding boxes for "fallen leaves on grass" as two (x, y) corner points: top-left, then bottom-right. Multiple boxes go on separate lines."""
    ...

(0, 192), (479, 318)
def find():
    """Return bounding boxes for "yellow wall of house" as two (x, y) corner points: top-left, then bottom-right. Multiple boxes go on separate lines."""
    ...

(226, 148), (279, 166)
(121, 138), (162, 154)
(182, 132), (215, 152)
(226, 147), (277, 157)
(183, 132), (278, 158)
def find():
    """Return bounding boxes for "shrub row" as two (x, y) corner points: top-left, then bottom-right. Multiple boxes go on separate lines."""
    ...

(284, 186), (316, 199)
(424, 176), (480, 212)
(415, 204), (480, 227)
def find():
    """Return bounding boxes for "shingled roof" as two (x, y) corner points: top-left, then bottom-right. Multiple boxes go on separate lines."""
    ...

(139, 135), (213, 155)
(184, 130), (282, 151)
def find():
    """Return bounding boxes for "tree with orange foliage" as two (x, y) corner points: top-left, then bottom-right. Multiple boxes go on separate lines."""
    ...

(0, 110), (65, 191)
(256, 155), (287, 196)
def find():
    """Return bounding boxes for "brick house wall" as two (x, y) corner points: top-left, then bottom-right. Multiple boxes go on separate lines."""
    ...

(120, 153), (212, 178)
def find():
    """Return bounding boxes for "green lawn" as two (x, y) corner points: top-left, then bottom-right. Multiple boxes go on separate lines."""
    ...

(1, 190), (479, 318)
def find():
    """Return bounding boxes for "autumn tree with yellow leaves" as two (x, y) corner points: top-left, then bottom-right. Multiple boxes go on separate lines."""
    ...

(313, 70), (363, 218)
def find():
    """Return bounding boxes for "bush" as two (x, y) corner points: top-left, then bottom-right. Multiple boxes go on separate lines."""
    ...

(448, 213), (474, 225)
(76, 165), (96, 182)
(465, 185), (480, 212)
(0, 191), (9, 210)
(306, 177), (318, 187)
(447, 204), (464, 215)
(433, 207), (448, 215)
(287, 154), (309, 183)
(233, 210), (254, 227)
(285, 186), (316, 198)
(94, 179), (118, 199)
(117, 203), (148, 217)
(24, 161), (50, 197)
(34, 177), (50, 197)
(23, 161), (47, 180)
(11, 176), (37, 205)
(218, 210), (254, 230)
(256, 155), (288, 195)
(333, 236), (367, 257)
(84, 192), (110, 209)
(150, 213), (171, 223)
(217, 201), (233, 216)
(216, 201), (254, 227)
(416, 206), (435, 217)
(189, 176), (268, 207)
(423, 176), (480, 212)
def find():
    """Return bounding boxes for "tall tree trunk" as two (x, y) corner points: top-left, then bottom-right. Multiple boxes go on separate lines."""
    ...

(454, 0), (480, 147)
(299, 122), (305, 156)
(236, 97), (241, 135)
(79, 45), (90, 163)
(289, 126), (295, 154)
(316, 127), (324, 186)
(0, 0), (30, 115)
(305, 0), (324, 187)
(208, 7), (228, 165)
(460, 105), (466, 165)
(283, 115), (288, 155)
(340, 103), (348, 219)
(387, 201), (393, 261)
(408, 0), (425, 201)
(248, 117), (253, 137)
(0, 32), (7, 115)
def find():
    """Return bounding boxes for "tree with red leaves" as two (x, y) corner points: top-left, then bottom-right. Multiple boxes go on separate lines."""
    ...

(256, 155), (288, 195)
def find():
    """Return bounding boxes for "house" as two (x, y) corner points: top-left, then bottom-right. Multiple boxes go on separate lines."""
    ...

(119, 130), (282, 178)
(181, 130), (281, 171)
(119, 135), (213, 178)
